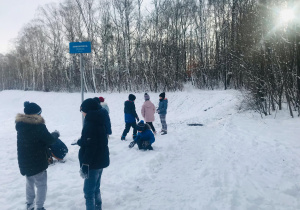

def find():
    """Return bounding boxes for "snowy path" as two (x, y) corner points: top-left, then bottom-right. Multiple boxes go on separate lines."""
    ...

(0, 90), (300, 210)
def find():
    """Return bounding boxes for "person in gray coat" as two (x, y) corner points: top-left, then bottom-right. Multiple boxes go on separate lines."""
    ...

(157, 92), (168, 135)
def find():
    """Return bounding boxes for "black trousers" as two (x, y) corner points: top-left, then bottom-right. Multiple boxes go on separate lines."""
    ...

(137, 140), (153, 150)
(146, 122), (156, 132)
(122, 122), (137, 137)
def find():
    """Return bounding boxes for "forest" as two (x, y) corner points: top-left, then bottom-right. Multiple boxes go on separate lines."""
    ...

(0, 0), (299, 116)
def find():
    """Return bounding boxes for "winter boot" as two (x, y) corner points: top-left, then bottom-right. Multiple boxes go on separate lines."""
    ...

(26, 203), (34, 210)
(161, 130), (167, 135)
(121, 136), (126, 140)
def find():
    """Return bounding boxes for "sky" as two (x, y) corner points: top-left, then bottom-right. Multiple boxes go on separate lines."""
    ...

(0, 0), (62, 54)
(0, 0), (153, 55)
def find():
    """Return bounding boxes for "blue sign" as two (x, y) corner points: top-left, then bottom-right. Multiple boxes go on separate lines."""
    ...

(69, 42), (91, 54)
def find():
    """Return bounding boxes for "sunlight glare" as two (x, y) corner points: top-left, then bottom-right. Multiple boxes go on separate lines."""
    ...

(279, 9), (295, 23)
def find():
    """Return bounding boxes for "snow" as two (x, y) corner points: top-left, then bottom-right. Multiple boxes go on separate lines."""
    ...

(0, 89), (300, 210)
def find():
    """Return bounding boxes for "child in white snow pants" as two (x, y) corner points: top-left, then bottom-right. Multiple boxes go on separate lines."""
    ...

(26, 170), (47, 209)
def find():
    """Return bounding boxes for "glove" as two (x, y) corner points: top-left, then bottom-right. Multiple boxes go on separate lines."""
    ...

(71, 139), (79, 145)
(136, 117), (139, 122)
(51, 130), (60, 139)
(128, 141), (136, 148)
(80, 164), (89, 179)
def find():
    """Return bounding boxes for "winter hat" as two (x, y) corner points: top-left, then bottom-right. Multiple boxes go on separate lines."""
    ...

(159, 92), (165, 99)
(144, 93), (150, 101)
(137, 120), (146, 131)
(24, 101), (42, 115)
(99, 97), (105, 102)
(93, 97), (100, 104)
(129, 94), (136, 101)
(80, 98), (99, 113)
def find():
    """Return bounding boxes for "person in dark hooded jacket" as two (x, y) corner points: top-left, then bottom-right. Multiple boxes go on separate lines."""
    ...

(93, 97), (112, 137)
(121, 94), (139, 140)
(77, 98), (110, 210)
(16, 101), (58, 210)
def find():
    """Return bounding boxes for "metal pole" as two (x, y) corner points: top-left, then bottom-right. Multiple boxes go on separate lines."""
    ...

(80, 53), (84, 126)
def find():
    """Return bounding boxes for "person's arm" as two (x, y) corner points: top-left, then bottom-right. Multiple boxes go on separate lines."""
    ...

(38, 124), (56, 146)
(141, 104), (145, 119)
(82, 127), (97, 166)
(152, 102), (156, 115)
(129, 133), (141, 148)
(131, 103), (139, 120)
(103, 110), (112, 135)
(165, 100), (168, 111)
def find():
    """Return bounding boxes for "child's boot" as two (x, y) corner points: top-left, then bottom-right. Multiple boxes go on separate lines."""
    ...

(161, 130), (167, 135)
(26, 203), (34, 210)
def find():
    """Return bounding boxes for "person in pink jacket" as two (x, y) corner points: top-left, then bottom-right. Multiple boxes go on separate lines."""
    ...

(141, 93), (156, 134)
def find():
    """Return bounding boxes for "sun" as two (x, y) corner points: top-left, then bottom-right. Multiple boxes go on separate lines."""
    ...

(279, 9), (295, 23)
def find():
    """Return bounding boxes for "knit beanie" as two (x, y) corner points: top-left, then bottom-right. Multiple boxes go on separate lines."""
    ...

(99, 97), (105, 102)
(129, 94), (136, 101)
(159, 92), (165, 99)
(93, 97), (100, 104)
(80, 98), (99, 113)
(24, 101), (42, 115)
(137, 120), (146, 131)
(144, 93), (150, 101)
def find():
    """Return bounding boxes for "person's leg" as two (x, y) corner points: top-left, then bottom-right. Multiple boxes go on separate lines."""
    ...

(84, 169), (98, 210)
(121, 123), (131, 138)
(163, 114), (167, 131)
(160, 114), (167, 133)
(95, 169), (103, 210)
(159, 114), (164, 131)
(137, 140), (143, 150)
(34, 170), (47, 209)
(147, 122), (156, 132)
(147, 144), (154, 150)
(26, 175), (35, 208)
(132, 122), (137, 136)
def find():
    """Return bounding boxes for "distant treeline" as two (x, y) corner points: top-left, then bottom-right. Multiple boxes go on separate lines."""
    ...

(0, 0), (299, 116)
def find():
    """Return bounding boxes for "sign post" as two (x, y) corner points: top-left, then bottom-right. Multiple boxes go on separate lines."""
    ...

(69, 41), (91, 125)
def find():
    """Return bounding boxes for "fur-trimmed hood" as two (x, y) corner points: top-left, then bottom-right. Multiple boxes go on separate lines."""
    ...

(15, 113), (45, 125)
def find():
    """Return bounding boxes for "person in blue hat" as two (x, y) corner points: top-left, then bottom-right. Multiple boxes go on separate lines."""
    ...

(16, 101), (58, 210)
(128, 120), (155, 150)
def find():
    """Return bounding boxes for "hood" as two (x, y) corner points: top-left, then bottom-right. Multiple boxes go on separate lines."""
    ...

(144, 100), (153, 108)
(84, 110), (105, 125)
(15, 113), (45, 125)
(101, 102), (108, 106)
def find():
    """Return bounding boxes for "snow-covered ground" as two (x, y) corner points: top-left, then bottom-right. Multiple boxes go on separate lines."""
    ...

(0, 88), (300, 210)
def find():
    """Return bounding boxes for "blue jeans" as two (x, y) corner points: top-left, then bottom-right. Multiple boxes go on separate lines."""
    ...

(83, 169), (103, 210)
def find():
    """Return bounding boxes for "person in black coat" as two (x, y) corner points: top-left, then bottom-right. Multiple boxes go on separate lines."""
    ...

(16, 101), (58, 210)
(77, 98), (110, 210)
(93, 97), (112, 137)
(121, 94), (139, 140)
